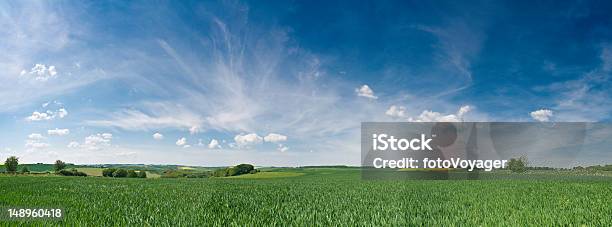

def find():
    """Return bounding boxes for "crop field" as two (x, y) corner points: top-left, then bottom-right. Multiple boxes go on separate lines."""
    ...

(1, 168), (611, 226)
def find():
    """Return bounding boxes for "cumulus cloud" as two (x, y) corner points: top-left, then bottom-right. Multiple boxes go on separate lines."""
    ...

(277, 144), (289, 152)
(67, 133), (113, 150)
(85, 133), (112, 149)
(530, 109), (553, 122)
(153, 132), (164, 140)
(263, 133), (288, 143)
(28, 133), (45, 140)
(234, 133), (263, 147)
(25, 108), (68, 121)
(355, 85), (378, 99)
(176, 137), (187, 146)
(56, 108), (68, 118)
(67, 141), (80, 148)
(385, 105), (407, 118)
(208, 139), (221, 149)
(457, 105), (472, 117)
(26, 111), (52, 121)
(47, 128), (70, 136)
(21, 64), (58, 82)
(408, 105), (472, 122)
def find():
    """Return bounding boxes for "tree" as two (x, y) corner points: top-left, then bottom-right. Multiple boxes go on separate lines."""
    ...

(234, 164), (255, 175)
(58, 169), (87, 177)
(102, 168), (117, 177)
(508, 156), (527, 173)
(127, 170), (138, 178)
(137, 171), (147, 178)
(227, 167), (239, 176)
(54, 160), (67, 172)
(20, 166), (30, 174)
(213, 168), (229, 177)
(113, 169), (128, 178)
(4, 156), (18, 173)
(212, 164), (256, 177)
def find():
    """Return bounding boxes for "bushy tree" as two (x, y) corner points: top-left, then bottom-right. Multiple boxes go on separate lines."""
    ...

(227, 167), (239, 176)
(212, 164), (256, 177)
(20, 166), (30, 174)
(102, 168), (117, 177)
(113, 169), (128, 178)
(58, 169), (87, 177)
(127, 170), (138, 178)
(54, 160), (67, 172)
(213, 168), (229, 177)
(234, 164), (255, 175)
(4, 156), (19, 173)
(137, 171), (147, 178)
(508, 156), (527, 173)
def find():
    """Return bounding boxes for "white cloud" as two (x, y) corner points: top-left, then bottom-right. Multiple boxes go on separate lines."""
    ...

(536, 45), (612, 122)
(234, 133), (263, 147)
(208, 139), (221, 149)
(176, 137), (187, 146)
(385, 105), (407, 118)
(26, 111), (52, 121)
(67, 141), (80, 148)
(408, 105), (472, 122)
(56, 108), (68, 118)
(101, 133), (112, 139)
(277, 144), (289, 152)
(21, 64), (58, 82)
(47, 128), (70, 136)
(530, 109), (553, 122)
(153, 132), (164, 140)
(189, 126), (201, 134)
(28, 133), (45, 140)
(65, 133), (112, 150)
(83, 133), (113, 150)
(25, 107), (68, 121)
(355, 84), (378, 99)
(457, 105), (472, 117)
(263, 133), (288, 143)
(86, 102), (203, 131)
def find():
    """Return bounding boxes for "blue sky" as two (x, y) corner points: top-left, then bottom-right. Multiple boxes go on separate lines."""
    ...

(1, 0), (611, 166)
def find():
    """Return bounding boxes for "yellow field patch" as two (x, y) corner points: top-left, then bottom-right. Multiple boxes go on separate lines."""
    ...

(76, 168), (104, 176)
(146, 171), (161, 178)
(227, 172), (305, 179)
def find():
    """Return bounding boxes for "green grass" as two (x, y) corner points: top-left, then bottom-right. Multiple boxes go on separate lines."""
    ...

(0, 169), (611, 225)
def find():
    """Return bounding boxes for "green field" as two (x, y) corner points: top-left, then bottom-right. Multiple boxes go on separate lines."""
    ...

(1, 168), (611, 225)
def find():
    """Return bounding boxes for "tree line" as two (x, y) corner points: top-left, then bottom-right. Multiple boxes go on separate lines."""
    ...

(1, 157), (87, 176)
(102, 168), (147, 178)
